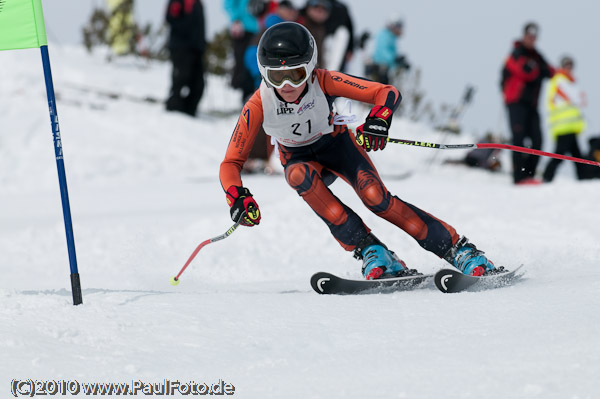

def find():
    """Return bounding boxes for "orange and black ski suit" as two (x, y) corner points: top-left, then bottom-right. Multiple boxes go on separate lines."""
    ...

(220, 69), (459, 258)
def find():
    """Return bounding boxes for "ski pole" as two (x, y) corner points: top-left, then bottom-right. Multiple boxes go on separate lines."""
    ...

(169, 212), (246, 286)
(355, 131), (600, 167)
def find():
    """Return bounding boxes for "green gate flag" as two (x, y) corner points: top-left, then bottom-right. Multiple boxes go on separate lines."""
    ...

(0, 0), (48, 51)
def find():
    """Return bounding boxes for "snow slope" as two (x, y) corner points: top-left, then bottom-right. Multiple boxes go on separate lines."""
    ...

(1, 47), (599, 399)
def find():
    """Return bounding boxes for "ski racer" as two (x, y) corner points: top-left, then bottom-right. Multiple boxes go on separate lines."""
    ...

(219, 22), (498, 280)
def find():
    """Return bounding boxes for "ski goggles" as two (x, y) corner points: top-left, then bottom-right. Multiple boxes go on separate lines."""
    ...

(265, 65), (310, 89)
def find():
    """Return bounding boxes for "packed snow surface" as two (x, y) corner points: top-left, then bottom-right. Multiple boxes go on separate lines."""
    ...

(1, 47), (599, 399)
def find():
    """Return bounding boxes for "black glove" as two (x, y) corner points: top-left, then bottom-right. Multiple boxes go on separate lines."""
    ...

(356, 105), (393, 152)
(225, 186), (261, 226)
(395, 55), (411, 71)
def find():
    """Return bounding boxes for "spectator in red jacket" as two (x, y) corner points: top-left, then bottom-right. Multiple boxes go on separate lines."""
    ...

(501, 22), (555, 184)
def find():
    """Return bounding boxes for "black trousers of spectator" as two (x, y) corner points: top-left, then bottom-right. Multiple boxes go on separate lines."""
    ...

(507, 103), (543, 183)
(166, 48), (205, 116)
(368, 64), (390, 85)
(543, 133), (586, 182)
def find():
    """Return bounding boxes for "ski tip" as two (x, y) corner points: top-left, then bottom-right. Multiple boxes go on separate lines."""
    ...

(310, 272), (334, 294)
(434, 268), (462, 293)
(434, 264), (525, 293)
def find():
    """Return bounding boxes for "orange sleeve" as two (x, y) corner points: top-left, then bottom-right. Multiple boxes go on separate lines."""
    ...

(219, 90), (264, 191)
(316, 69), (402, 111)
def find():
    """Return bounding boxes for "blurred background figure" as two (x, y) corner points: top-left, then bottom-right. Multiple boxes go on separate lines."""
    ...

(301, 0), (332, 68)
(323, 0), (354, 71)
(443, 133), (503, 172)
(165, 0), (206, 117)
(248, 0), (279, 28)
(501, 22), (554, 185)
(106, 0), (137, 56)
(265, 0), (299, 26)
(582, 137), (600, 178)
(244, 0), (300, 93)
(224, 0), (259, 101)
(366, 16), (410, 85)
(542, 56), (587, 182)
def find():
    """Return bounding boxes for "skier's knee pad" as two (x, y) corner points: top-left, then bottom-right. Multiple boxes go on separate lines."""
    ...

(285, 163), (318, 194)
(355, 170), (390, 213)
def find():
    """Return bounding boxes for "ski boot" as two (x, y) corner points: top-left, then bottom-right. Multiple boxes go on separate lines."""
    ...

(444, 236), (498, 276)
(354, 233), (419, 280)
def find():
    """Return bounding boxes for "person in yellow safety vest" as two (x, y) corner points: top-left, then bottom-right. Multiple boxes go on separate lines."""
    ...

(107, 0), (136, 56)
(543, 56), (587, 182)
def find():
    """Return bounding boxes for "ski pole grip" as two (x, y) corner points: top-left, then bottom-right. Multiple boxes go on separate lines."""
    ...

(355, 129), (392, 148)
(235, 210), (248, 225)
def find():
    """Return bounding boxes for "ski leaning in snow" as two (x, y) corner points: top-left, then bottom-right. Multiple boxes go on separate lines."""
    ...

(434, 265), (525, 293)
(310, 272), (433, 295)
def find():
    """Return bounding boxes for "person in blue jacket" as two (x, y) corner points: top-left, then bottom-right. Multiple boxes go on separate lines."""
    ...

(369, 17), (410, 85)
(224, 0), (259, 99)
(243, 14), (287, 93)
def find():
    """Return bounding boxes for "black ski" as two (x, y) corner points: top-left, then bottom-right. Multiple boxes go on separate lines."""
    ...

(434, 265), (524, 293)
(310, 272), (433, 295)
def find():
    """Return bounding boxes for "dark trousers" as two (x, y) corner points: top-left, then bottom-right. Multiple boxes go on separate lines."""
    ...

(166, 48), (205, 116)
(371, 64), (390, 85)
(543, 133), (586, 181)
(278, 128), (458, 256)
(247, 126), (274, 161)
(507, 103), (543, 183)
(231, 31), (255, 100)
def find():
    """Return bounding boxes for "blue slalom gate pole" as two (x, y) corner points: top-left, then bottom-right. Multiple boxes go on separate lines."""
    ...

(40, 45), (82, 305)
